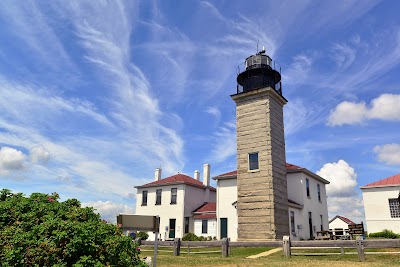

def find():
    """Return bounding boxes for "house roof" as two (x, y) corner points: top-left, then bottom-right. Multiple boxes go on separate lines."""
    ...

(193, 213), (217, 219)
(135, 173), (216, 191)
(329, 215), (355, 225)
(213, 163), (329, 184)
(360, 173), (400, 189)
(193, 202), (216, 219)
(193, 202), (216, 213)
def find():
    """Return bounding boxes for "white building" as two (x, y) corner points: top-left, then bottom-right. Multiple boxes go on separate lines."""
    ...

(193, 202), (217, 239)
(361, 173), (400, 234)
(135, 164), (216, 241)
(328, 215), (355, 237)
(213, 163), (330, 241)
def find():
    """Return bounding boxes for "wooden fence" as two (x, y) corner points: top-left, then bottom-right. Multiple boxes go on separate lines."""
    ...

(139, 237), (400, 261)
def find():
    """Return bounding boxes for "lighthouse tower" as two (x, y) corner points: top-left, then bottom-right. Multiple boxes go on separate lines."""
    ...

(232, 49), (289, 240)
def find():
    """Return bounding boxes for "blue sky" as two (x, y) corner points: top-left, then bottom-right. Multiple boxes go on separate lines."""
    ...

(0, 0), (399, 223)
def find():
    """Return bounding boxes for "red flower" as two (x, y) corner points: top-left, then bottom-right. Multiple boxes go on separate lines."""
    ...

(48, 197), (54, 202)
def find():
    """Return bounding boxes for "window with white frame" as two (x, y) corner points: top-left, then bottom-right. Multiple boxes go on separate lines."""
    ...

(388, 198), (400, 218)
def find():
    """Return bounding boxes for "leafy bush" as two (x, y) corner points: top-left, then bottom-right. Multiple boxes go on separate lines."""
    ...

(182, 233), (199, 241)
(0, 189), (147, 267)
(369, 229), (400, 239)
(137, 231), (149, 240)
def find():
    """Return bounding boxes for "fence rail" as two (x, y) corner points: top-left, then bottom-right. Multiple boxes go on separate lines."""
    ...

(138, 237), (400, 261)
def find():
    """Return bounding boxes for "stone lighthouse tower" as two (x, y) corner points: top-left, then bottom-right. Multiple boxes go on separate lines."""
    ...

(232, 49), (289, 240)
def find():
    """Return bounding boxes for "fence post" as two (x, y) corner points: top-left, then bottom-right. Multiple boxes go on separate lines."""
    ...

(173, 238), (181, 256)
(222, 238), (229, 257)
(135, 238), (141, 246)
(340, 247), (345, 255)
(356, 236), (365, 261)
(283, 236), (291, 257)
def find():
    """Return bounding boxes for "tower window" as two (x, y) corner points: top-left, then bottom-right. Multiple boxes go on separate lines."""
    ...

(306, 179), (310, 198)
(248, 152), (259, 170)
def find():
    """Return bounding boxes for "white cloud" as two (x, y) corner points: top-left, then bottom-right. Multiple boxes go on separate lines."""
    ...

(30, 145), (50, 164)
(327, 94), (400, 126)
(374, 144), (400, 165)
(83, 200), (135, 223)
(327, 101), (368, 126)
(317, 160), (365, 224)
(317, 159), (358, 197)
(368, 94), (400, 121)
(0, 147), (26, 175)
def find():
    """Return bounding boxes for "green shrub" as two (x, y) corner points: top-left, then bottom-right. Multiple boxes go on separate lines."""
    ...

(182, 233), (199, 241)
(0, 189), (147, 267)
(369, 229), (400, 239)
(137, 231), (149, 240)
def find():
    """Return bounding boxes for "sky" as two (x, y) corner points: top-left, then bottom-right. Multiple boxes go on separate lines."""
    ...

(0, 0), (399, 224)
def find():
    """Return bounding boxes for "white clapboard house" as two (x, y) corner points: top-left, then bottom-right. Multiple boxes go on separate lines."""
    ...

(361, 173), (400, 234)
(213, 163), (330, 241)
(135, 164), (216, 241)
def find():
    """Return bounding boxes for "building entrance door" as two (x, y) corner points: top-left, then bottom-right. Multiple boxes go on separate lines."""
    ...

(220, 218), (228, 238)
(308, 212), (313, 239)
(169, 219), (176, 239)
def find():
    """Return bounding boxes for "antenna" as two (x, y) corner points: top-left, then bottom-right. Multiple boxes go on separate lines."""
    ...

(257, 40), (259, 53)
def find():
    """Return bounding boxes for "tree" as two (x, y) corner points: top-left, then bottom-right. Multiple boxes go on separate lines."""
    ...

(0, 189), (146, 267)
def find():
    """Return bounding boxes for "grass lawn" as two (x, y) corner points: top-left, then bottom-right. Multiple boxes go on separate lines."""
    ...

(139, 246), (400, 266)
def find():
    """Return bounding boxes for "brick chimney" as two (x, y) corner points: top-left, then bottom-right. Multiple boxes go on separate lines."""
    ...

(154, 168), (162, 181)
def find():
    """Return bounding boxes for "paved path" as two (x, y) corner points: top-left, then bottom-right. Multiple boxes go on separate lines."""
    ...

(246, 247), (282, 259)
